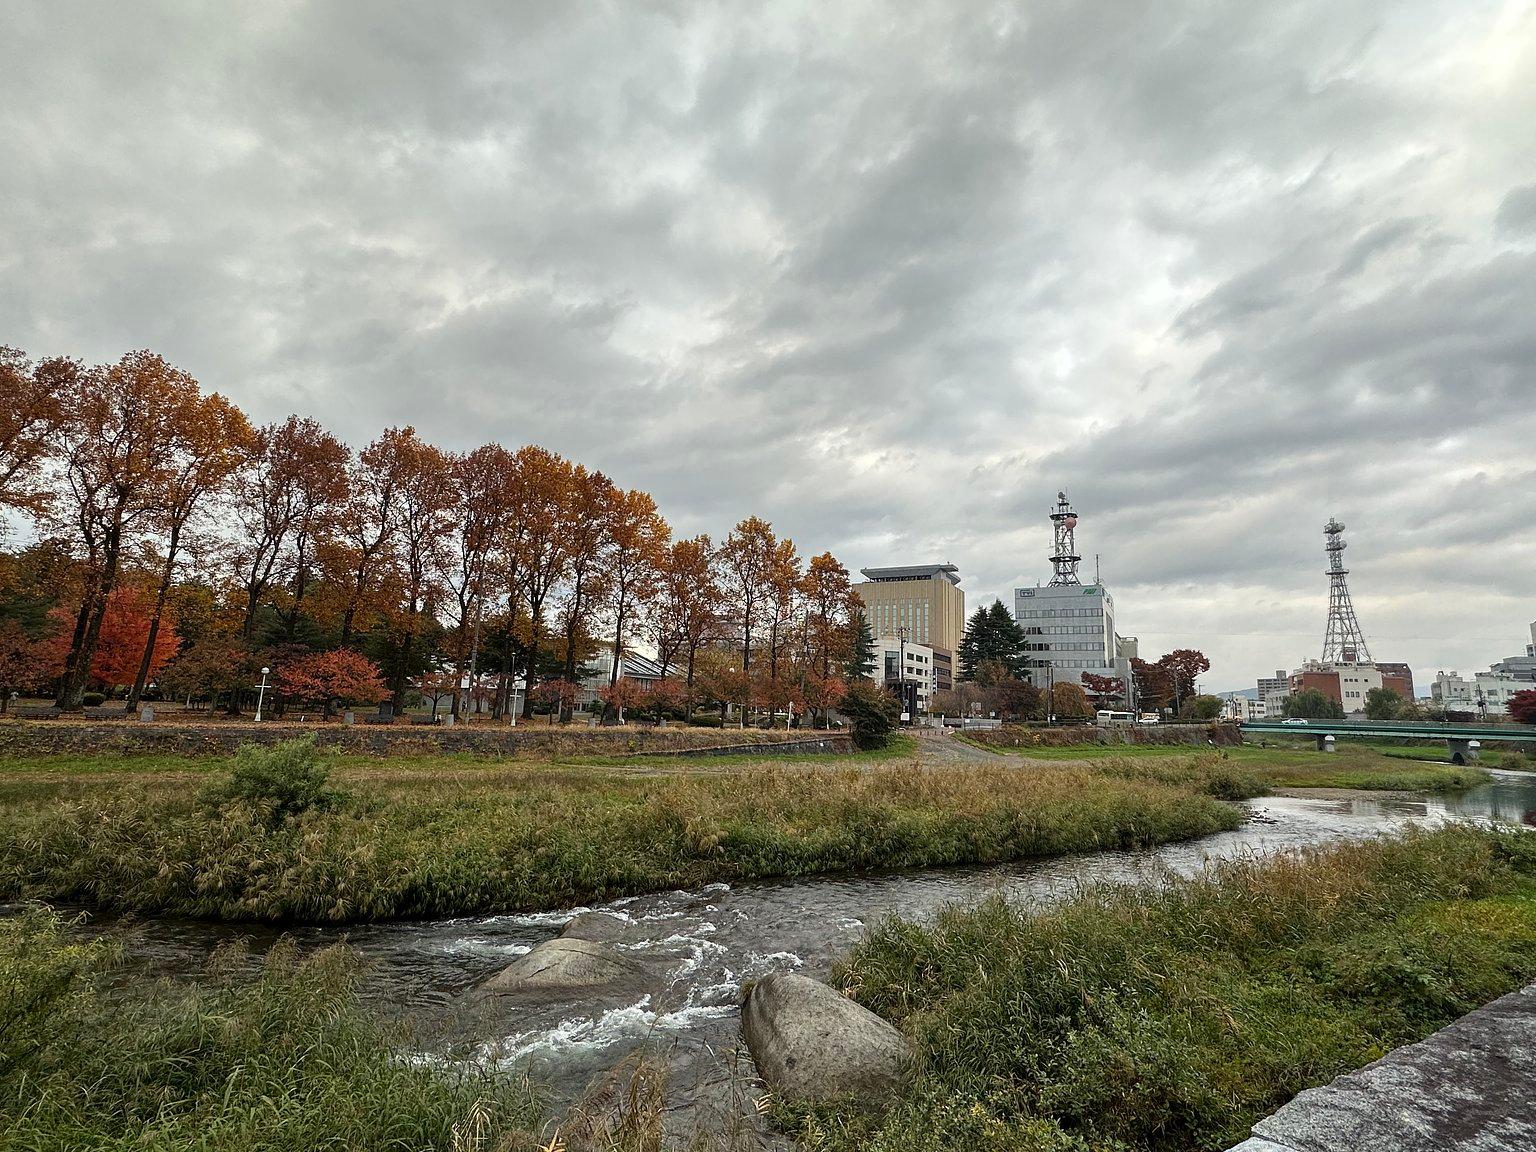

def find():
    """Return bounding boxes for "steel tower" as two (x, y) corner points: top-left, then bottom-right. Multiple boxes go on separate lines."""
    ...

(1321, 517), (1372, 663)
(1048, 491), (1082, 586)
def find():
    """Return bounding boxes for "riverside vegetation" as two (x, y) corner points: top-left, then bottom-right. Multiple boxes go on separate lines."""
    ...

(5, 829), (1536, 1150)
(0, 736), (1249, 923)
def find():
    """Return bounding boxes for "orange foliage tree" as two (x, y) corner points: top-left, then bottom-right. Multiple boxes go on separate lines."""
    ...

(275, 649), (387, 716)
(0, 347), (76, 518)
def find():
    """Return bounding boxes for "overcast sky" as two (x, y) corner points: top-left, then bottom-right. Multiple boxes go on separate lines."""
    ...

(4, 1), (1533, 692)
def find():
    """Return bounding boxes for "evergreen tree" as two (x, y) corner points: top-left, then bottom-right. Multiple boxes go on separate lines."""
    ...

(845, 609), (877, 679)
(958, 600), (1029, 681)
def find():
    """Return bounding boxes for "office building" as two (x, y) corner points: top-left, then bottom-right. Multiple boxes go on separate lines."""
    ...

(1013, 493), (1134, 690)
(854, 564), (965, 691)
(1257, 670), (1290, 713)
(1432, 670), (1526, 716)
(874, 634), (935, 713)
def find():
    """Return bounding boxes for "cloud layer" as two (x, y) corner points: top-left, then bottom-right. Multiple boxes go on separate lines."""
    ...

(4, 0), (1533, 689)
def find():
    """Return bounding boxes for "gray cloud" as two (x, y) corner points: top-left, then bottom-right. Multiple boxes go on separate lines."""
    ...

(3, 0), (1534, 690)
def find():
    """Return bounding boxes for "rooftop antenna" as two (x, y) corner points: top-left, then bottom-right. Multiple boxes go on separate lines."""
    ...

(1048, 491), (1082, 587)
(1321, 517), (1372, 663)
(1095, 553), (1101, 585)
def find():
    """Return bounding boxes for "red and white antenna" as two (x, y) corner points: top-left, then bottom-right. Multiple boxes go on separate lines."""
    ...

(1048, 491), (1082, 587)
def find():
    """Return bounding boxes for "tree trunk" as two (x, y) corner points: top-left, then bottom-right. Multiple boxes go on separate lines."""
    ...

(128, 523), (181, 711)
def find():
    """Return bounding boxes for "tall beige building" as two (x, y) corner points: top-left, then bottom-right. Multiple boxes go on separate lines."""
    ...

(853, 564), (965, 690)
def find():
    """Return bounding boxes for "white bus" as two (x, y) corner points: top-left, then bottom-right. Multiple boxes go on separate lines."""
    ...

(1095, 710), (1136, 727)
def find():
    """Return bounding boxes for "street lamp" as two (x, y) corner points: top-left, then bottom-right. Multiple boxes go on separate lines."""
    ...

(897, 626), (910, 723)
(255, 666), (271, 723)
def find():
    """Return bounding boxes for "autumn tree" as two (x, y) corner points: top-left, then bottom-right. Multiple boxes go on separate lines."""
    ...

(802, 552), (855, 678)
(325, 428), (413, 645)
(603, 487), (669, 685)
(233, 415), (349, 640)
(1132, 657), (1174, 711)
(1050, 680), (1091, 720)
(84, 581), (181, 691)
(0, 347), (76, 520)
(126, 391), (253, 710)
(384, 434), (456, 713)
(995, 677), (1044, 721)
(558, 465), (617, 692)
(0, 618), (56, 708)
(718, 516), (784, 688)
(647, 535), (721, 693)
(275, 649), (387, 716)
(1081, 673), (1126, 709)
(1507, 689), (1536, 725)
(51, 352), (204, 709)
(762, 534), (802, 685)
(512, 446), (576, 717)
(440, 444), (514, 719)
(1157, 649), (1212, 713)
(159, 632), (254, 708)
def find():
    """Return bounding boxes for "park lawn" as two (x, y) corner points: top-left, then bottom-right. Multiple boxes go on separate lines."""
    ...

(0, 739), (1242, 924)
(797, 825), (1536, 1152)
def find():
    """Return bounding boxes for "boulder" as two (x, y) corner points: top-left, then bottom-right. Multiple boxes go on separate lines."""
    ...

(741, 972), (908, 1104)
(560, 911), (634, 944)
(479, 937), (646, 997)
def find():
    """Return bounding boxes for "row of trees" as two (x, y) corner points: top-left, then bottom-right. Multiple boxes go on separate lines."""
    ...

(0, 346), (868, 721)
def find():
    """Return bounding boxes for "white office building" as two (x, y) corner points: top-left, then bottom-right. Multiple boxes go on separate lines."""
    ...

(1013, 582), (1134, 689)
(1257, 670), (1290, 713)
(1432, 670), (1526, 716)
(874, 634), (936, 712)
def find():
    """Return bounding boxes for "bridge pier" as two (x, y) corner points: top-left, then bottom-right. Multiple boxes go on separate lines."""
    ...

(1446, 738), (1481, 766)
(1315, 734), (1336, 753)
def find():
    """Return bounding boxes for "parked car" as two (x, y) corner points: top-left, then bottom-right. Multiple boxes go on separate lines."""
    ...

(1280, 717), (1309, 725)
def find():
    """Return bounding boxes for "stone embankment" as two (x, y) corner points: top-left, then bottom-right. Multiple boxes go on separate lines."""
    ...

(0, 719), (848, 759)
(1229, 981), (1536, 1152)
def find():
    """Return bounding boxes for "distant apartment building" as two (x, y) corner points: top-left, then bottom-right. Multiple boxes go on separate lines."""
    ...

(854, 564), (965, 691)
(1289, 660), (1413, 713)
(874, 634), (936, 713)
(1487, 621), (1536, 682)
(1432, 670), (1527, 716)
(1222, 695), (1267, 721)
(1256, 670), (1290, 713)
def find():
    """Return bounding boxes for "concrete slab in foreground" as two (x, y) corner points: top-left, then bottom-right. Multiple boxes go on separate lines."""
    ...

(1228, 982), (1536, 1152)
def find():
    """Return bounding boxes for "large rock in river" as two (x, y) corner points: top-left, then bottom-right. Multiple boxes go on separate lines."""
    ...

(480, 936), (646, 997)
(741, 972), (909, 1104)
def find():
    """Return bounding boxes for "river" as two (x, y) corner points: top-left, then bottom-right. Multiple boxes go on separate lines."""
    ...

(77, 768), (1536, 1137)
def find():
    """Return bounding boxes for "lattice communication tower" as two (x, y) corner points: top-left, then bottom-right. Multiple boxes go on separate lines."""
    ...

(1048, 491), (1082, 587)
(1321, 517), (1372, 663)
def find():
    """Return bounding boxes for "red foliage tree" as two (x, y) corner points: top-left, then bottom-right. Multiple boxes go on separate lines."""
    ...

(1509, 689), (1536, 726)
(0, 619), (59, 707)
(92, 583), (182, 691)
(1081, 673), (1125, 708)
(275, 649), (387, 716)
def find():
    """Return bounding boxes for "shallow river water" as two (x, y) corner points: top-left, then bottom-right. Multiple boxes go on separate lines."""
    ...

(85, 769), (1536, 1131)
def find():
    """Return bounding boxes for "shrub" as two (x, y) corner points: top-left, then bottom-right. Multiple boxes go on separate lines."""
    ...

(81, 692), (107, 707)
(688, 712), (724, 728)
(202, 735), (346, 824)
(839, 679), (900, 749)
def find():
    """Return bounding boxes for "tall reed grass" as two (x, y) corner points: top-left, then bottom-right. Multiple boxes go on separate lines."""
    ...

(0, 741), (1243, 923)
(804, 825), (1536, 1151)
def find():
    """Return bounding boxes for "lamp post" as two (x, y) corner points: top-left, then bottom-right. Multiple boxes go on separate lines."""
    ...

(254, 666), (270, 723)
(897, 626), (910, 723)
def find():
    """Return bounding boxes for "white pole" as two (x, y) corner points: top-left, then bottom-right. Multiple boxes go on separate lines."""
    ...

(255, 667), (270, 722)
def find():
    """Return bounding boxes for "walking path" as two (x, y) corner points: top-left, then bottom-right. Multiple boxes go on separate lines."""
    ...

(1229, 981), (1536, 1151)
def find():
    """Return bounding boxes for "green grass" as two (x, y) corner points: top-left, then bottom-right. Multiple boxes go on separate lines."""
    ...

(964, 736), (1492, 793)
(796, 825), (1536, 1152)
(0, 739), (1242, 924)
(0, 906), (543, 1151)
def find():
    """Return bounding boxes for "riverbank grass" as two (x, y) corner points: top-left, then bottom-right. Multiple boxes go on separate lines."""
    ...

(803, 825), (1536, 1152)
(0, 737), (1242, 924)
(0, 907), (542, 1151)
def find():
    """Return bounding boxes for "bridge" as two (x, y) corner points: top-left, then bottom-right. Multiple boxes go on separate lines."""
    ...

(1241, 719), (1536, 763)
